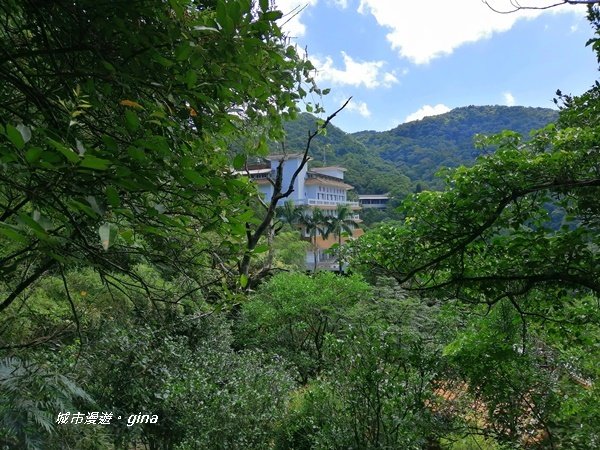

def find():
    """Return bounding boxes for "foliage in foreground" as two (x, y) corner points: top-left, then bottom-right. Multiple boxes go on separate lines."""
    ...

(0, 0), (317, 312)
(1, 2), (599, 449)
(1, 268), (296, 449)
(349, 6), (600, 448)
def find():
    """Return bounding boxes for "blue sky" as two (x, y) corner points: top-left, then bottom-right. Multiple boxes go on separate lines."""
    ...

(274, 0), (598, 133)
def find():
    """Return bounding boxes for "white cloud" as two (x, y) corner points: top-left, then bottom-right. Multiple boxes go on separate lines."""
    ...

(329, 0), (348, 8)
(404, 104), (451, 123)
(274, 0), (318, 37)
(312, 51), (398, 89)
(503, 91), (516, 106)
(346, 99), (371, 117)
(356, 0), (583, 64)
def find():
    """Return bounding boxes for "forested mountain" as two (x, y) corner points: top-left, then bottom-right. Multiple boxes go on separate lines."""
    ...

(352, 105), (558, 183)
(277, 106), (559, 225)
(281, 106), (558, 194)
(278, 113), (411, 196)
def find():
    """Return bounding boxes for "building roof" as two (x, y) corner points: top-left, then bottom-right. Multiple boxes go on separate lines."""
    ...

(305, 174), (353, 190)
(245, 168), (271, 175)
(358, 194), (390, 200)
(311, 166), (347, 173)
(265, 153), (311, 161)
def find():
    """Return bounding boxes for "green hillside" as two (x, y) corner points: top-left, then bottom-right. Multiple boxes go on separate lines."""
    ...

(352, 105), (558, 183)
(279, 113), (411, 196)
(275, 105), (560, 208)
(280, 106), (558, 195)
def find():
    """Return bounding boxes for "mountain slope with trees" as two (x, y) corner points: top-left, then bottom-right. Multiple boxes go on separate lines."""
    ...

(352, 105), (559, 184)
(278, 113), (412, 197)
(280, 106), (559, 196)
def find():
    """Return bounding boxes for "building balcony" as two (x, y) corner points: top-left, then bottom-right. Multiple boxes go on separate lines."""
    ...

(295, 199), (360, 208)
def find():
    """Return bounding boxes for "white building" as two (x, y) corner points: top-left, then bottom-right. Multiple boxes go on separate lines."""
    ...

(247, 154), (362, 270)
(358, 194), (391, 209)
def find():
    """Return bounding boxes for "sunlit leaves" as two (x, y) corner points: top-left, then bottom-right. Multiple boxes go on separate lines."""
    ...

(98, 223), (118, 251)
(0, 0), (317, 309)
(351, 100), (600, 304)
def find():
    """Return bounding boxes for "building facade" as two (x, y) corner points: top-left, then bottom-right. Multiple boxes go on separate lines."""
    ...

(247, 154), (363, 271)
(358, 194), (391, 209)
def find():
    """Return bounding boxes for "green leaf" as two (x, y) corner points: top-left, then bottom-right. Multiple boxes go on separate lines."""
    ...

(106, 186), (120, 208)
(0, 223), (28, 243)
(124, 109), (140, 132)
(262, 10), (283, 21)
(240, 274), (249, 288)
(17, 212), (49, 240)
(127, 146), (147, 162)
(136, 136), (169, 154)
(183, 169), (207, 186)
(6, 124), (25, 150)
(253, 244), (269, 254)
(102, 135), (118, 151)
(25, 147), (43, 164)
(69, 200), (99, 218)
(175, 42), (193, 61)
(216, 1), (234, 33)
(102, 60), (116, 73)
(48, 138), (79, 163)
(169, 0), (184, 18)
(120, 229), (134, 244)
(99, 223), (118, 251)
(185, 70), (198, 88)
(233, 154), (246, 170)
(80, 155), (110, 170)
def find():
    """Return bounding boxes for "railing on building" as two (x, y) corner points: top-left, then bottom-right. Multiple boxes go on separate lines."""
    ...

(295, 199), (359, 207)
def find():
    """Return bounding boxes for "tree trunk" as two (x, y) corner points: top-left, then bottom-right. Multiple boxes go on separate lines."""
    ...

(264, 217), (275, 272)
(312, 238), (318, 273)
(337, 233), (343, 273)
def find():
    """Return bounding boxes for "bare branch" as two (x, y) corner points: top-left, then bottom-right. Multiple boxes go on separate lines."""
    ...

(482, 0), (596, 14)
(239, 98), (352, 284)
(60, 266), (83, 363)
(0, 259), (55, 313)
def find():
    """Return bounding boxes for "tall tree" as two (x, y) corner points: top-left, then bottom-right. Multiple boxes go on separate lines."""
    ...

(324, 204), (359, 273)
(238, 99), (350, 287)
(0, 0), (316, 311)
(276, 201), (302, 230)
(350, 6), (600, 445)
(299, 208), (327, 272)
(351, 3), (600, 303)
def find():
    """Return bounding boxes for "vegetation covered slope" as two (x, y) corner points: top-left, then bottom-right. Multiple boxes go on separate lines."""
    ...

(279, 113), (412, 196)
(280, 106), (559, 196)
(352, 105), (558, 183)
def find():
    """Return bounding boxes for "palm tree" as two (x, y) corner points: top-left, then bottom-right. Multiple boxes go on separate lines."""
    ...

(323, 204), (359, 273)
(276, 200), (301, 230)
(299, 208), (327, 272)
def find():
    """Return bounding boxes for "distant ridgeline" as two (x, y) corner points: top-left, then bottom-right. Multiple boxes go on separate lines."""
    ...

(278, 106), (558, 196)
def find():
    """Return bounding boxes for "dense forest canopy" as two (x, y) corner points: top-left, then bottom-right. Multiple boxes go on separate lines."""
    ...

(353, 106), (558, 183)
(0, 0), (598, 449)
(280, 106), (559, 198)
(0, 0), (320, 310)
